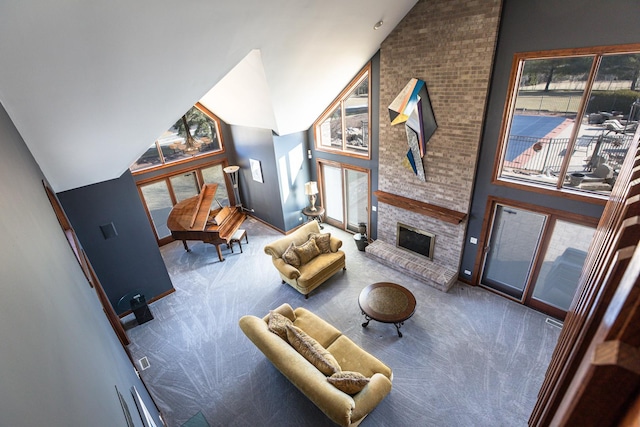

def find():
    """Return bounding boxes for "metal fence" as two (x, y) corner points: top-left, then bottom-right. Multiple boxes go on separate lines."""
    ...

(504, 133), (634, 175)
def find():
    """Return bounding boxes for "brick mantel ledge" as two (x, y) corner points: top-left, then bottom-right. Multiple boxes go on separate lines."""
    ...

(374, 191), (467, 225)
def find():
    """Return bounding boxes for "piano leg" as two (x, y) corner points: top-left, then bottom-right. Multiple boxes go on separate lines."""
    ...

(215, 245), (225, 262)
(182, 240), (191, 252)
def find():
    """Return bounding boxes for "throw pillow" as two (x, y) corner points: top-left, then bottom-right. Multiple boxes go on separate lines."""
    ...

(294, 238), (321, 265)
(309, 232), (331, 254)
(285, 324), (341, 376)
(282, 242), (301, 268)
(267, 311), (293, 341)
(327, 371), (370, 394)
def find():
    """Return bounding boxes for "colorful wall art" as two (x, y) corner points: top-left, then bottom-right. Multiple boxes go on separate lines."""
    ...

(388, 78), (437, 181)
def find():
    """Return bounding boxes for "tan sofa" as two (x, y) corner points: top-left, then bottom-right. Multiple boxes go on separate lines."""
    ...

(264, 221), (346, 298)
(239, 303), (393, 427)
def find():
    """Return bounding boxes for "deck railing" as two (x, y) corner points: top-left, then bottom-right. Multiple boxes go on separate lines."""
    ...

(504, 133), (634, 175)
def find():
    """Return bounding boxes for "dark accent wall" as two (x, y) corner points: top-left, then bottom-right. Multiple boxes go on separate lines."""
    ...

(58, 170), (174, 314)
(229, 125), (285, 229)
(459, 0), (640, 279)
(273, 131), (311, 231)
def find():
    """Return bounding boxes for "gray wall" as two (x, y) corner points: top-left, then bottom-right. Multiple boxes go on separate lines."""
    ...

(58, 171), (174, 315)
(308, 51), (381, 239)
(0, 102), (161, 426)
(229, 125), (286, 230)
(273, 131), (311, 230)
(459, 0), (640, 279)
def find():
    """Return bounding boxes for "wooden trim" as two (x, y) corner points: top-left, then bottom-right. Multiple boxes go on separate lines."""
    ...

(373, 190), (467, 225)
(485, 196), (598, 228)
(491, 54), (523, 182)
(247, 213), (286, 235)
(43, 181), (131, 347)
(593, 340), (640, 375)
(470, 196), (497, 286)
(85, 251), (130, 347)
(130, 149), (226, 177)
(131, 103), (225, 176)
(457, 275), (473, 286)
(135, 160), (232, 245)
(530, 135), (640, 425)
(554, 56), (601, 190)
(134, 158), (229, 186)
(513, 43), (640, 60)
(492, 43), (640, 203)
(491, 177), (609, 206)
(473, 196), (599, 318)
(117, 288), (176, 318)
(313, 63), (372, 160)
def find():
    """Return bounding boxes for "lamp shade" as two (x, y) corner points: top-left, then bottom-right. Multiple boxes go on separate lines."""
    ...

(305, 181), (318, 195)
(223, 165), (240, 174)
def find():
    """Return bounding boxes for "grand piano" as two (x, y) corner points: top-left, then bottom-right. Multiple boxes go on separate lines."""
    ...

(167, 183), (246, 261)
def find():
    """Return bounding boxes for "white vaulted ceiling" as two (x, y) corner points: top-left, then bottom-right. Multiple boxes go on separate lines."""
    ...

(0, 1), (417, 192)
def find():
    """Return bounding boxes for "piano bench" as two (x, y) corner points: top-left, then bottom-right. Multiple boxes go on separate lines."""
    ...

(229, 229), (248, 254)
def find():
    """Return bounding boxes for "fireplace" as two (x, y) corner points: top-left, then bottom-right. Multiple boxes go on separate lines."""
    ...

(396, 223), (435, 260)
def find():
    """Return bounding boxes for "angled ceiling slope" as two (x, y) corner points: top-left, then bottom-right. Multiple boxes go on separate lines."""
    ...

(200, 50), (278, 132)
(0, 1), (417, 192)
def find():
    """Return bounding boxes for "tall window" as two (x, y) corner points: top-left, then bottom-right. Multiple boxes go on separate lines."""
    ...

(496, 45), (640, 199)
(136, 162), (230, 245)
(314, 64), (371, 158)
(131, 103), (224, 172)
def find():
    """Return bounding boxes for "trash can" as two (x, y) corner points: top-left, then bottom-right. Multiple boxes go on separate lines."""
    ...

(130, 294), (154, 325)
(354, 233), (368, 251)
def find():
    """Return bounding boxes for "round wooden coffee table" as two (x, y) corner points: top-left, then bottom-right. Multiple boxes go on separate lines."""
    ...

(358, 282), (417, 337)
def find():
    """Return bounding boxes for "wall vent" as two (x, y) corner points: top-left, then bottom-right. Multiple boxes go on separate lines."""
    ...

(138, 356), (150, 371)
(545, 318), (563, 329)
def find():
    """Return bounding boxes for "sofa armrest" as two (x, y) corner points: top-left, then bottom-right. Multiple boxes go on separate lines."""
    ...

(239, 314), (357, 427)
(330, 236), (343, 252)
(261, 303), (296, 322)
(264, 244), (282, 259)
(350, 373), (393, 422)
(273, 258), (300, 280)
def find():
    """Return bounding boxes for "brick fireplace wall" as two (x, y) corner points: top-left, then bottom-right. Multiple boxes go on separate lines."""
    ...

(375, 0), (502, 273)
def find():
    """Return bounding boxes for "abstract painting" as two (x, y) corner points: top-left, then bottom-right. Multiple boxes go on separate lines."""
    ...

(388, 78), (437, 181)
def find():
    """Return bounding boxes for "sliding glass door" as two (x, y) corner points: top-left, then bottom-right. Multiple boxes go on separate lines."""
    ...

(481, 205), (546, 300)
(479, 199), (596, 319)
(136, 162), (230, 245)
(319, 161), (370, 234)
(345, 169), (369, 233)
(529, 220), (595, 312)
(323, 164), (344, 226)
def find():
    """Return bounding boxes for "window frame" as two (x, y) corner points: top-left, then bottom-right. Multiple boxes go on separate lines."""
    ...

(131, 102), (225, 175)
(135, 159), (232, 245)
(493, 44), (640, 204)
(316, 158), (371, 234)
(313, 64), (371, 159)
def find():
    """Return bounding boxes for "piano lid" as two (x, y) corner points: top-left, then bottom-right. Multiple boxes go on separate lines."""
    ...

(167, 183), (218, 232)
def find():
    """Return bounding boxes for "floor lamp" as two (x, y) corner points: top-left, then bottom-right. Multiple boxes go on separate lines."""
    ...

(223, 166), (241, 207)
(223, 166), (254, 212)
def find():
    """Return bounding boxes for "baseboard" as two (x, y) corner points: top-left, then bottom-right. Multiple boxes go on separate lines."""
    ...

(118, 288), (176, 318)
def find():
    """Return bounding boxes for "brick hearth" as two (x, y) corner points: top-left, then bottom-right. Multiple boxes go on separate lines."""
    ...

(365, 240), (457, 292)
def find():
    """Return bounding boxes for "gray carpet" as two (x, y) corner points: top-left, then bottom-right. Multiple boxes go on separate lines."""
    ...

(125, 217), (561, 427)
